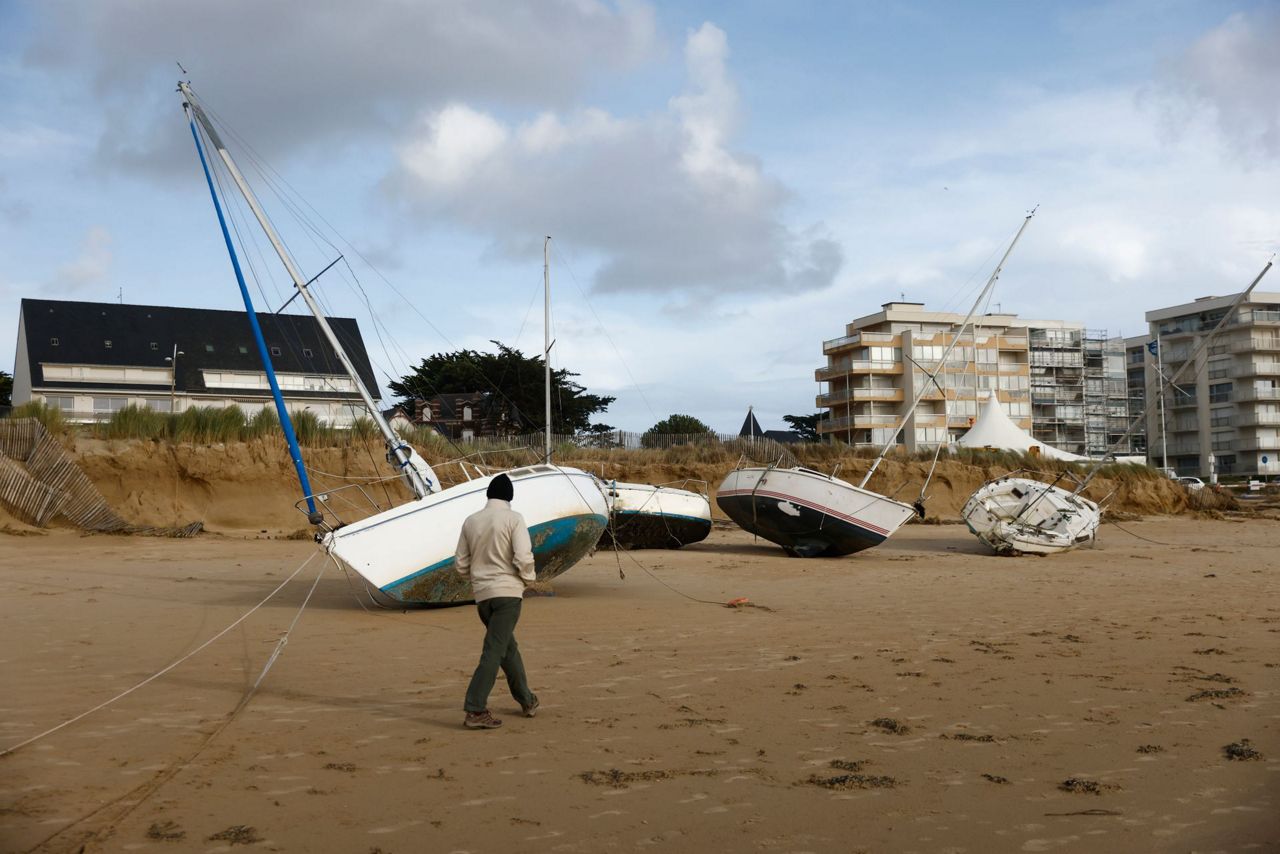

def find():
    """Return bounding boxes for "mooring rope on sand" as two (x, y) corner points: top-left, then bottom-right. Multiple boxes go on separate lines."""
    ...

(0, 551), (319, 760)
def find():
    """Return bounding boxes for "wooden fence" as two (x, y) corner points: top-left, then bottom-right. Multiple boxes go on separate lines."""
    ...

(0, 418), (202, 537)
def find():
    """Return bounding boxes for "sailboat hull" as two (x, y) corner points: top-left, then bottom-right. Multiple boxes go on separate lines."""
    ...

(716, 467), (917, 557)
(962, 476), (1100, 556)
(599, 482), (712, 549)
(323, 465), (608, 604)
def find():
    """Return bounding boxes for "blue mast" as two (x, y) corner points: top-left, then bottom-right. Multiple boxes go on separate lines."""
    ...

(185, 109), (318, 517)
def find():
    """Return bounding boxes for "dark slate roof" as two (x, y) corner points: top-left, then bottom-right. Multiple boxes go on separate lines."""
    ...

(430, 392), (488, 421)
(20, 298), (378, 396)
(739, 408), (764, 437)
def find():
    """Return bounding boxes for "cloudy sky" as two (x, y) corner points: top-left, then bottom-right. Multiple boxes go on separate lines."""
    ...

(2, 1), (1278, 431)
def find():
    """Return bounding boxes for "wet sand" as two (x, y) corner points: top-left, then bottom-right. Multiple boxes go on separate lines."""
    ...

(1, 519), (1277, 852)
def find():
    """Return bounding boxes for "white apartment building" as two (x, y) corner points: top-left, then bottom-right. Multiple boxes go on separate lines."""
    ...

(1145, 291), (1280, 478)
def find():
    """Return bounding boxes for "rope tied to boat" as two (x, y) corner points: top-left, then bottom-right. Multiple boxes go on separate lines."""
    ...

(0, 551), (320, 759)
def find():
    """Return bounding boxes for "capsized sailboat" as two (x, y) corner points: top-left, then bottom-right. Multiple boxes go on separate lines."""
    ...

(179, 82), (607, 603)
(716, 210), (1038, 557)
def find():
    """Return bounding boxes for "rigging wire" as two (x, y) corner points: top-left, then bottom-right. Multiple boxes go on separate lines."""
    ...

(551, 242), (658, 423)
(0, 552), (318, 759)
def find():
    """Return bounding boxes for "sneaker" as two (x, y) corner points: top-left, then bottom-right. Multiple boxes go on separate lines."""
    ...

(464, 710), (502, 730)
(521, 695), (540, 718)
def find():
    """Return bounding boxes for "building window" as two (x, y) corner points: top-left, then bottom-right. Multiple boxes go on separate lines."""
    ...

(147, 399), (172, 413)
(43, 395), (74, 412)
(93, 397), (128, 414)
(270, 346), (282, 356)
(239, 345), (249, 354)
(463, 405), (473, 422)
(104, 340), (112, 349)
(150, 342), (159, 351)
(50, 337), (59, 346)
(205, 344), (215, 353)
(302, 348), (313, 358)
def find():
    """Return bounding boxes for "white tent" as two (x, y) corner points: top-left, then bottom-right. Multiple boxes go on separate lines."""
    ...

(956, 394), (1086, 462)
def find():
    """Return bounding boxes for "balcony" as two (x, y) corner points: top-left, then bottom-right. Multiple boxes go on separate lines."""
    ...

(1236, 411), (1280, 427)
(1237, 309), (1280, 326)
(1233, 360), (1280, 378)
(1236, 386), (1280, 401)
(816, 387), (903, 406)
(823, 413), (903, 430)
(815, 361), (903, 381)
(1231, 336), (1280, 352)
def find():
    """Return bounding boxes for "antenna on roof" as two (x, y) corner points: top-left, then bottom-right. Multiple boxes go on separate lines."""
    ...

(117, 287), (123, 304)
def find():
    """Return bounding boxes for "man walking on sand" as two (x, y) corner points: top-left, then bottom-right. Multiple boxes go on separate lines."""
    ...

(455, 473), (540, 730)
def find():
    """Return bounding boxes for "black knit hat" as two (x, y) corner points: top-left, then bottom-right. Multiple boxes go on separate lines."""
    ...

(486, 473), (514, 502)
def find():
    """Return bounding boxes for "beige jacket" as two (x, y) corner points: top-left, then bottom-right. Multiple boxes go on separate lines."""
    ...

(455, 499), (536, 601)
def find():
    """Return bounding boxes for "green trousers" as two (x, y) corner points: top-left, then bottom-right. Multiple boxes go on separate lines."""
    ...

(464, 597), (536, 713)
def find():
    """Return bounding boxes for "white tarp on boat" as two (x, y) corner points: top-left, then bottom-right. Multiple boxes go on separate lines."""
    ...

(957, 394), (1086, 462)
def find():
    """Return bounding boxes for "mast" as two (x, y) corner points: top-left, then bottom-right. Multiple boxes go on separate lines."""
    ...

(182, 100), (318, 518)
(179, 82), (432, 499)
(860, 209), (1036, 489)
(544, 236), (553, 462)
(1156, 331), (1167, 472)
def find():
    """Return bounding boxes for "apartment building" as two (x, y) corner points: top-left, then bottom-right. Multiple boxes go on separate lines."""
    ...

(12, 299), (378, 426)
(1144, 290), (1280, 478)
(816, 302), (1133, 455)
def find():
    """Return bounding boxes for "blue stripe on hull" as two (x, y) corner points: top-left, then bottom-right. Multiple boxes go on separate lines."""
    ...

(378, 513), (607, 605)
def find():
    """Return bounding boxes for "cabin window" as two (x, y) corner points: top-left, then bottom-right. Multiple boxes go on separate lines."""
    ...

(270, 346), (282, 356)
(463, 405), (472, 422)
(50, 337), (59, 346)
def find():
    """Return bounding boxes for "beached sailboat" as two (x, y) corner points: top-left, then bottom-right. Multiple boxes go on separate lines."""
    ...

(599, 480), (713, 549)
(962, 477), (1100, 555)
(716, 210), (1038, 556)
(961, 257), (1274, 556)
(178, 82), (608, 603)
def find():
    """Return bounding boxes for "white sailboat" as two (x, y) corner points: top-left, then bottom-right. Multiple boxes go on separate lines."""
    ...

(600, 480), (712, 549)
(179, 82), (608, 604)
(716, 210), (1039, 556)
(962, 477), (1100, 555)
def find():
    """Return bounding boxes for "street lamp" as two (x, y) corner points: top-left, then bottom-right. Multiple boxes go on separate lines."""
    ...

(164, 344), (184, 412)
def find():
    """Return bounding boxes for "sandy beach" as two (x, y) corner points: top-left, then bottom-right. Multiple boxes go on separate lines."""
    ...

(1, 516), (1277, 853)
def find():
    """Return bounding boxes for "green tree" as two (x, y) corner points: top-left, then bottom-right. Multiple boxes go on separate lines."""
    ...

(642, 413), (715, 448)
(0, 370), (11, 407)
(782, 412), (827, 442)
(388, 341), (614, 435)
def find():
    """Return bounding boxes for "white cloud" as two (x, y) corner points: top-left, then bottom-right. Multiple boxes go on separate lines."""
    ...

(387, 23), (841, 297)
(399, 105), (510, 188)
(1163, 10), (1280, 160)
(52, 226), (111, 291)
(21, 0), (659, 174)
